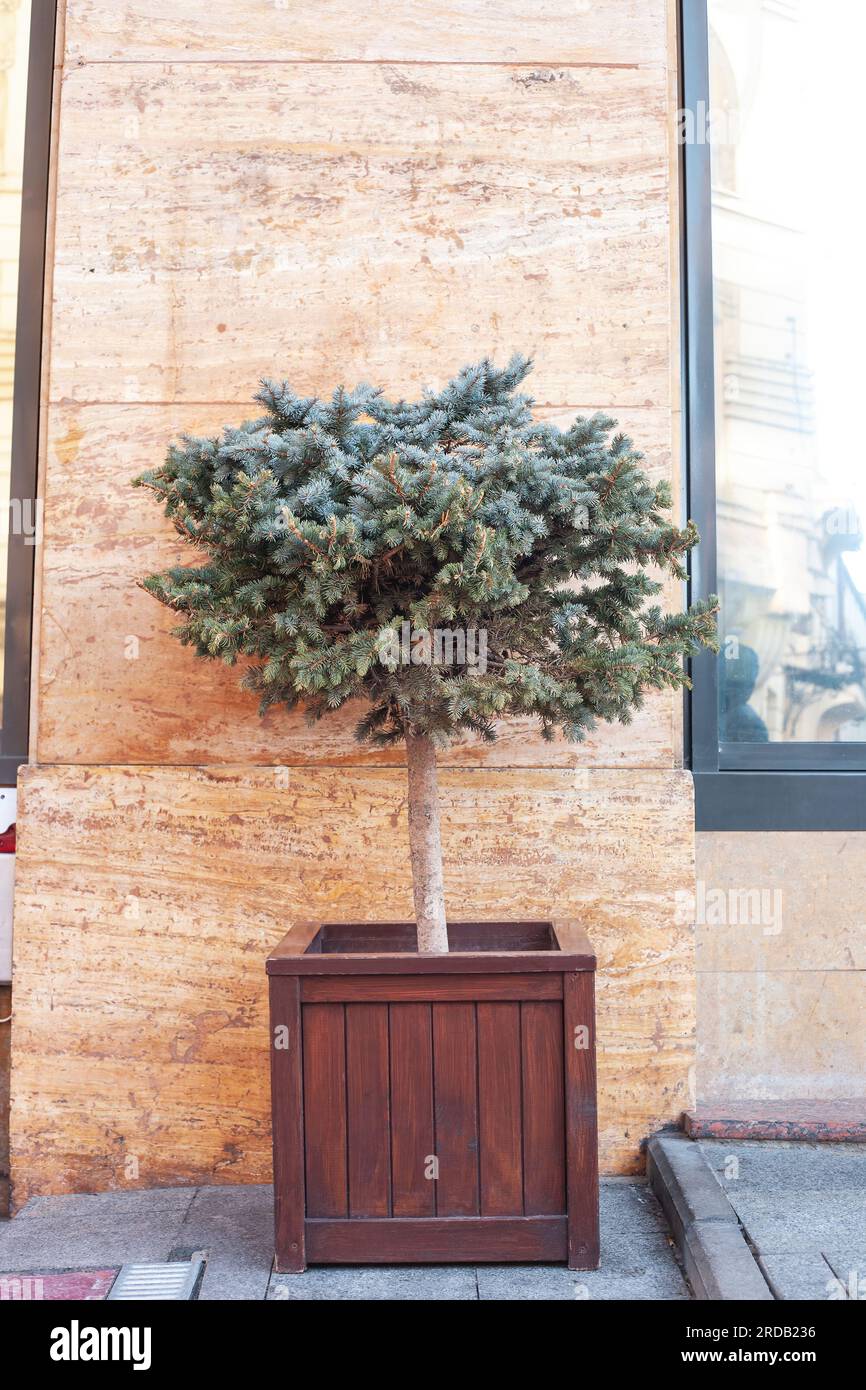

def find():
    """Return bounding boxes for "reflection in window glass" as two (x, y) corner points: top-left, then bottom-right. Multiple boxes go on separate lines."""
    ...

(709, 0), (866, 742)
(0, 0), (31, 714)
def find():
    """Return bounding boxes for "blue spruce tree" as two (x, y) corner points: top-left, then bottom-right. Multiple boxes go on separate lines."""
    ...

(136, 357), (717, 952)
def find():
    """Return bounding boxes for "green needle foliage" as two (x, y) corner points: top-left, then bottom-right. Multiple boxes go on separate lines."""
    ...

(135, 355), (718, 748)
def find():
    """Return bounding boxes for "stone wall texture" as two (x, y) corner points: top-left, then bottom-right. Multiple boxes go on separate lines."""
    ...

(695, 832), (866, 1107)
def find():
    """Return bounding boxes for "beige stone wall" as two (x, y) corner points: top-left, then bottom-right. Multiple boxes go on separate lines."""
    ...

(11, 0), (692, 1199)
(12, 765), (696, 1201)
(39, 28), (678, 770)
(695, 832), (866, 1104)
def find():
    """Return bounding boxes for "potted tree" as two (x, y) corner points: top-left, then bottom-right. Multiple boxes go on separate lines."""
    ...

(136, 357), (717, 1271)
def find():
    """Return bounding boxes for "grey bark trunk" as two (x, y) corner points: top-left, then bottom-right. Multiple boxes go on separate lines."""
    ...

(405, 730), (449, 953)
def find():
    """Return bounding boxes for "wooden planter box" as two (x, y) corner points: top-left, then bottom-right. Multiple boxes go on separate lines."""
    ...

(267, 920), (599, 1272)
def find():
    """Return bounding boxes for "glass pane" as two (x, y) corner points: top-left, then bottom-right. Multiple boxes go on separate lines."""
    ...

(709, 0), (866, 742)
(0, 0), (31, 720)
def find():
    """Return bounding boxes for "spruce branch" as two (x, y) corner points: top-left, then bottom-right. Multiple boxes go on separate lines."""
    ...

(135, 357), (718, 750)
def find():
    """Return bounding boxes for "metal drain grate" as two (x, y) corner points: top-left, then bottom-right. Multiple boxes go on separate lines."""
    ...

(107, 1258), (205, 1301)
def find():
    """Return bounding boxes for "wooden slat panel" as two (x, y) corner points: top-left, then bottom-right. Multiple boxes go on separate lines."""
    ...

(305, 1216), (567, 1264)
(269, 976), (305, 1270)
(389, 1004), (435, 1216)
(477, 1003), (523, 1216)
(521, 1002), (566, 1216)
(432, 1004), (479, 1216)
(301, 974), (563, 1000)
(345, 1004), (391, 1217)
(301, 1004), (347, 1218)
(563, 972), (600, 1269)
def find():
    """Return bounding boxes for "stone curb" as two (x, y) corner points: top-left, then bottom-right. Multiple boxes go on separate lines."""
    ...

(647, 1133), (773, 1301)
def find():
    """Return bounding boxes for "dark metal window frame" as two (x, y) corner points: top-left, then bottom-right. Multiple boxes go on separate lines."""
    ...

(680, 0), (866, 829)
(0, 0), (56, 782)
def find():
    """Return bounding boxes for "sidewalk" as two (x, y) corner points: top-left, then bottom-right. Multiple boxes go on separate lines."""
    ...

(7, 1142), (860, 1300)
(698, 1139), (866, 1300)
(0, 1178), (689, 1301)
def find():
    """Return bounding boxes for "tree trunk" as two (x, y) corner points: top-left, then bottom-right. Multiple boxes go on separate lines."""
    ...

(405, 730), (449, 953)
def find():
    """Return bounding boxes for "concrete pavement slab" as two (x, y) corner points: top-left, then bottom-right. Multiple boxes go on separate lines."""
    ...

(599, 1179), (672, 1234)
(174, 1185), (273, 1301)
(820, 1253), (866, 1299)
(0, 1208), (190, 1268)
(758, 1253), (841, 1301)
(700, 1140), (866, 1193)
(0, 1179), (690, 1300)
(269, 1266), (478, 1300)
(476, 1261), (689, 1301)
(728, 1190), (866, 1255)
(12, 1188), (195, 1222)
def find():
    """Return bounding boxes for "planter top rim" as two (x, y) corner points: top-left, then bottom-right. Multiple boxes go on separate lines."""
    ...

(267, 919), (595, 975)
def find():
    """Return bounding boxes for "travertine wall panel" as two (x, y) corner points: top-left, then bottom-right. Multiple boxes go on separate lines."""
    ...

(11, 765), (696, 1199)
(49, 62), (669, 407)
(697, 972), (866, 1102)
(64, 0), (668, 66)
(696, 832), (866, 1103)
(0, 985), (9, 1214)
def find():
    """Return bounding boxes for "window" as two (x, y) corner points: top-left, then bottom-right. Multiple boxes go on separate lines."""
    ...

(0, 1), (54, 779)
(681, 0), (866, 826)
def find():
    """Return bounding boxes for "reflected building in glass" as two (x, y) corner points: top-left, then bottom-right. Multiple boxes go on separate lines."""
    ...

(0, 0), (31, 715)
(709, 0), (866, 742)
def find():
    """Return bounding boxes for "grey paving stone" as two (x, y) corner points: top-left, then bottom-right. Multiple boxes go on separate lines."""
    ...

(0, 1207), (189, 1269)
(0, 1180), (689, 1300)
(729, 1190), (866, 1255)
(175, 1185), (273, 1301)
(14, 1188), (195, 1222)
(700, 1140), (866, 1193)
(595, 1231), (680, 1269)
(820, 1253), (866, 1299)
(268, 1266), (478, 1301)
(476, 1261), (689, 1302)
(759, 1253), (841, 1301)
(599, 1180), (671, 1235)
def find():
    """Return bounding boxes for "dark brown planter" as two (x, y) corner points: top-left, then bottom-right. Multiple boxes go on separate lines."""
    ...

(267, 920), (599, 1272)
